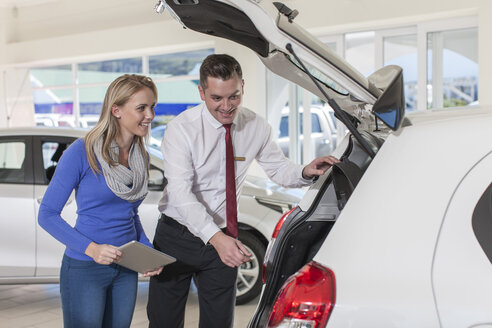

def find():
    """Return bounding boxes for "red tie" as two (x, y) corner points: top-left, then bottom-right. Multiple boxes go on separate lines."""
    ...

(223, 124), (238, 238)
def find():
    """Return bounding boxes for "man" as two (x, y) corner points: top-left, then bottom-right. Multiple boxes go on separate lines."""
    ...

(147, 54), (338, 328)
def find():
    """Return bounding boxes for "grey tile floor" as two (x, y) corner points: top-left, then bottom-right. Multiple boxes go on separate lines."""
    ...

(0, 282), (258, 328)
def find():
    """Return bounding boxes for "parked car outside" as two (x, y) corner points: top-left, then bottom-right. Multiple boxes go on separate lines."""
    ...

(35, 114), (99, 129)
(149, 124), (167, 150)
(35, 114), (75, 128)
(277, 105), (337, 158)
(79, 115), (100, 129)
(0, 127), (304, 304)
(156, 0), (492, 327)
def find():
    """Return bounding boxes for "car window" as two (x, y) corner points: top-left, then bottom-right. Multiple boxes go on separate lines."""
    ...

(42, 141), (69, 183)
(279, 116), (289, 138)
(472, 182), (492, 264)
(148, 163), (166, 191)
(0, 141), (26, 183)
(278, 113), (322, 138)
(151, 125), (167, 140)
(310, 113), (322, 133)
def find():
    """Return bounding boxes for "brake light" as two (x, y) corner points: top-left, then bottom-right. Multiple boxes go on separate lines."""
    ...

(263, 207), (298, 283)
(267, 261), (336, 328)
(272, 206), (296, 239)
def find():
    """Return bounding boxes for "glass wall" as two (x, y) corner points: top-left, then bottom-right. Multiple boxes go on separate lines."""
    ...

(271, 17), (477, 163)
(266, 41), (340, 165)
(427, 28), (478, 109)
(30, 48), (214, 137)
(384, 34), (418, 111)
(345, 31), (375, 76)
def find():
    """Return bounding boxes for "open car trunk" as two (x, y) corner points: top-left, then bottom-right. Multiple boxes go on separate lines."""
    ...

(249, 130), (384, 327)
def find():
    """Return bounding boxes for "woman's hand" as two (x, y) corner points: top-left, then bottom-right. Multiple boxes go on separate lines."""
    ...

(85, 242), (122, 265)
(142, 266), (163, 277)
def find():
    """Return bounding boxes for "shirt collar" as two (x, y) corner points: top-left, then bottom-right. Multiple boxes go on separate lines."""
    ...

(202, 103), (240, 130)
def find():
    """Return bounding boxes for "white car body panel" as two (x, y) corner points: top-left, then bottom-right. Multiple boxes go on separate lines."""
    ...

(311, 109), (492, 327)
(433, 151), (492, 327)
(34, 188), (77, 276)
(0, 184), (35, 277)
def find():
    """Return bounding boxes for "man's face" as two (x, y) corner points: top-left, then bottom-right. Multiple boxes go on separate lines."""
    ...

(199, 74), (244, 125)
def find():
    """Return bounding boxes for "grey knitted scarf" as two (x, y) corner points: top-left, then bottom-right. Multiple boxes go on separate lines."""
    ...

(93, 137), (148, 202)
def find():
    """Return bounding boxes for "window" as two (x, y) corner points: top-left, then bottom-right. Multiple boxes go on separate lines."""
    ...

(274, 17), (477, 162)
(42, 141), (69, 182)
(0, 141), (26, 183)
(279, 113), (322, 138)
(267, 40), (341, 164)
(149, 49), (212, 77)
(30, 48), (214, 130)
(30, 65), (72, 87)
(345, 31), (375, 77)
(383, 33), (418, 111)
(427, 28), (478, 109)
(78, 58), (142, 84)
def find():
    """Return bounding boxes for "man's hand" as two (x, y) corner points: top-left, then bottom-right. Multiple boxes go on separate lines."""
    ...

(209, 231), (252, 268)
(302, 155), (340, 179)
(85, 242), (122, 265)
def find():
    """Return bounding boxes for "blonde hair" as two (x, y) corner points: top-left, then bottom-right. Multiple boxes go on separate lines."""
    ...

(85, 74), (158, 173)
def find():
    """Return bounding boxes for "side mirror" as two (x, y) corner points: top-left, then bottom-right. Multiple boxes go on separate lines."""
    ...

(148, 169), (166, 190)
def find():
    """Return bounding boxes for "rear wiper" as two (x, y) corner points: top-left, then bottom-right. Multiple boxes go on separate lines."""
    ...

(286, 43), (376, 159)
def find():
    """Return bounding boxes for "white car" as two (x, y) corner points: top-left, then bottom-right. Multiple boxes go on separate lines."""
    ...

(0, 127), (303, 305)
(156, 1), (492, 327)
(277, 105), (337, 158)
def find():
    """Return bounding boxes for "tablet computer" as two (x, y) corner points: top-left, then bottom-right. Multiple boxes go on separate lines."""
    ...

(117, 241), (176, 273)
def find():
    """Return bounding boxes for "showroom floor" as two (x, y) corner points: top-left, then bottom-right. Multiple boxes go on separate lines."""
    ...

(0, 282), (258, 327)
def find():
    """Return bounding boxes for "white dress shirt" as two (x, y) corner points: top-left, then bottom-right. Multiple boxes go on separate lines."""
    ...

(158, 103), (311, 244)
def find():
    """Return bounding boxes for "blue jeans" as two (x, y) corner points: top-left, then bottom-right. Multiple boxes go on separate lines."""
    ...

(60, 254), (138, 328)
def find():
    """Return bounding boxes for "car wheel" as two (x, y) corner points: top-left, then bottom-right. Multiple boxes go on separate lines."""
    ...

(236, 230), (266, 305)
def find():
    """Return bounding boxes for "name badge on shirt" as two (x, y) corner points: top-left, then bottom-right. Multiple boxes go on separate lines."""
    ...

(234, 156), (246, 161)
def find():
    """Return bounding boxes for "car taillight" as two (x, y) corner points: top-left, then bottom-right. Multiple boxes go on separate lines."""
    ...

(267, 261), (336, 328)
(272, 206), (296, 238)
(263, 207), (298, 283)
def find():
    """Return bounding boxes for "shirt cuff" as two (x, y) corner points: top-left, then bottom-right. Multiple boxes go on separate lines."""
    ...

(199, 221), (221, 245)
(299, 166), (316, 184)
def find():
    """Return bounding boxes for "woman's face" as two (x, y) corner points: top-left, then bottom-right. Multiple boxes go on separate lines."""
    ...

(113, 87), (156, 139)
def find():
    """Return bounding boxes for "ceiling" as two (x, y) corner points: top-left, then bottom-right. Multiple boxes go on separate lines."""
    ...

(0, 0), (57, 8)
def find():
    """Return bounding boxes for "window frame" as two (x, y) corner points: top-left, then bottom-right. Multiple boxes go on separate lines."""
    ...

(0, 136), (33, 185)
(417, 16), (478, 111)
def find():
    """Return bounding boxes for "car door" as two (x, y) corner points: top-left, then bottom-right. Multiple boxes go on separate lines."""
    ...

(33, 136), (78, 276)
(0, 136), (36, 277)
(433, 151), (492, 327)
(138, 161), (166, 242)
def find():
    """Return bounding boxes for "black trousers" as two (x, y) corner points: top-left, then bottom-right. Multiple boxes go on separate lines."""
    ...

(147, 215), (238, 328)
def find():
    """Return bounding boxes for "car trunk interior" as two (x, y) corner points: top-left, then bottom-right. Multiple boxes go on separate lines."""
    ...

(250, 130), (384, 327)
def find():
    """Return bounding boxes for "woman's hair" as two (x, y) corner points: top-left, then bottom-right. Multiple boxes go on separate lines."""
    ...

(85, 74), (158, 173)
(199, 54), (243, 90)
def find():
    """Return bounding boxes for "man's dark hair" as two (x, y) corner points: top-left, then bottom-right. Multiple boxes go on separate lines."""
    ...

(199, 54), (243, 90)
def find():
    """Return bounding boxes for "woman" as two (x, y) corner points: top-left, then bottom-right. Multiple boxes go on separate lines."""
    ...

(38, 74), (162, 328)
